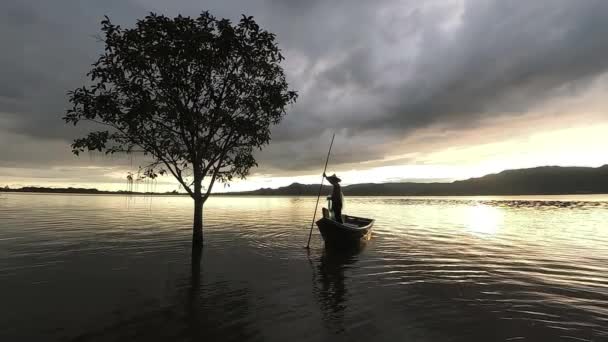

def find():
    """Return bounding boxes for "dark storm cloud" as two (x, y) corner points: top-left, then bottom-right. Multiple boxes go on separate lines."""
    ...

(0, 0), (145, 140)
(1, 0), (608, 175)
(268, 0), (608, 136)
(362, 1), (608, 134)
(257, 0), (608, 171)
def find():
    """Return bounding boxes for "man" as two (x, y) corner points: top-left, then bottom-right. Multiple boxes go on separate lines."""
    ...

(323, 173), (344, 223)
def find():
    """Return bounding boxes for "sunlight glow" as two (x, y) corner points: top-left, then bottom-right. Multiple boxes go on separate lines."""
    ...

(466, 204), (504, 237)
(1, 122), (607, 193)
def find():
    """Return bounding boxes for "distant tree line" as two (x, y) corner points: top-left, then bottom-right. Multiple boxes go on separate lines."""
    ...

(0, 186), (184, 195)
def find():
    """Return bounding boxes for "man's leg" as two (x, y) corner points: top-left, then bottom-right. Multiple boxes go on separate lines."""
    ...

(334, 206), (343, 223)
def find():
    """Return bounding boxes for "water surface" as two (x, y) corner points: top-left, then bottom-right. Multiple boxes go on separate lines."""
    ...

(1, 193), (607, 341)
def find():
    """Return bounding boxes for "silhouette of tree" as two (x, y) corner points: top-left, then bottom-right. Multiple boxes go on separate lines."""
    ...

(64, 12), (297, 245)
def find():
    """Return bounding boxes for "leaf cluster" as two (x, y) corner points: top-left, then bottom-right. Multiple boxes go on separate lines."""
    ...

(64, 12), (297, 199)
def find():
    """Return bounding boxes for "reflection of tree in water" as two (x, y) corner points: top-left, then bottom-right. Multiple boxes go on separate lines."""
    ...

(72, 246), (260, 341)
(185, 245), (259, 341)
(312, 244), (364, 335)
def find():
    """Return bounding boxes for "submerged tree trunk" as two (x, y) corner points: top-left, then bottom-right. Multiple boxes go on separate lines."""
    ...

(193, 198), (203, 245)
(192, 179), (204, 246)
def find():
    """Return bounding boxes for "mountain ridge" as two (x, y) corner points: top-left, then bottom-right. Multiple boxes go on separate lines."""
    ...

(222, 165), (608, 196)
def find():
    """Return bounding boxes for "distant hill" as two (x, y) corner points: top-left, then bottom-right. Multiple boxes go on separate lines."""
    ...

(221, 165), (608, 196)
(2, 165), (607, 196)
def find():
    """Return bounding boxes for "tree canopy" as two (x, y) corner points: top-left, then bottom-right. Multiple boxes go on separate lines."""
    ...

(64, 12), (297, 243)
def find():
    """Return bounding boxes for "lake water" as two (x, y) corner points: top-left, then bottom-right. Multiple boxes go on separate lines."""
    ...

(1, 193), (607, 341)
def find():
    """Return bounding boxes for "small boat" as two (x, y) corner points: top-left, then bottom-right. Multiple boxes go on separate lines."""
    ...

(316, 206), (374, 247)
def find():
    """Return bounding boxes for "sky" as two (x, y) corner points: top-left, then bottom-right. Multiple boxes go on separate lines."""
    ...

(1, 0), (607, 192)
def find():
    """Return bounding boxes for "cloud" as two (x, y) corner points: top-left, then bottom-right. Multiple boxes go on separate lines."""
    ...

(368, 1), (608, 131)
(0, 0), (146, 140)
(1, 0), (608, 186)
(260, 0), (608, 171)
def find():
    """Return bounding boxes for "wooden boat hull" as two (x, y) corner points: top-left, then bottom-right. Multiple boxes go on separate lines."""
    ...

(316, 208), (374, 247)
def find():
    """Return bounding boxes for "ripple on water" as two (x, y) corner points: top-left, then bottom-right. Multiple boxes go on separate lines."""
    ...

(0, 193), (607, 341)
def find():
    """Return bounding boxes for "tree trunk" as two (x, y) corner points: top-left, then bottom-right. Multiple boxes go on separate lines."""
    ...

(193, 197), (203, 246)
(192, 178), (204, 246)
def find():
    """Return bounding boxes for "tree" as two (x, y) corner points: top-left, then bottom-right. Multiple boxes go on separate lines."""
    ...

(64, 12), (297, 245)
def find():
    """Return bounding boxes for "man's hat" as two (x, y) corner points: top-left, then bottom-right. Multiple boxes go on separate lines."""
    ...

(327, 174), (341, 183)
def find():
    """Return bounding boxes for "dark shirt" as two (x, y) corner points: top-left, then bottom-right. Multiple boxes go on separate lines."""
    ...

(331, 183), (344, 209)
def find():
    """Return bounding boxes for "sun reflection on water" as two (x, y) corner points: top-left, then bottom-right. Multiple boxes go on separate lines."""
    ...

(466, 203), (504, 237)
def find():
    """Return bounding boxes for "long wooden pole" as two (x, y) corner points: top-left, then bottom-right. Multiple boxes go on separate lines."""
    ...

(306, 133), (335, 249)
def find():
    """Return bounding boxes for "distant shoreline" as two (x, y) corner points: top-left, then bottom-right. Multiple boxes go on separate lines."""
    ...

(2, 164), (607, 197)
(2, 190), (608, 197)
(0, 187), (185, 196)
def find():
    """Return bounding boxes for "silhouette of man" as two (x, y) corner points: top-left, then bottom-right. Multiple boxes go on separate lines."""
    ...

(324, 173), (344, 223)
